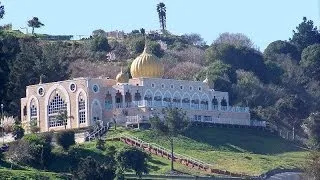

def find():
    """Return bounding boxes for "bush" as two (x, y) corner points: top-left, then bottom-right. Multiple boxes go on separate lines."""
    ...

(96, 138), (105, 151)
(55, 130), (75, 150)
(12, 124), (24, 140)
(73, 156), (115, 180)
(90, 36), (110, 52)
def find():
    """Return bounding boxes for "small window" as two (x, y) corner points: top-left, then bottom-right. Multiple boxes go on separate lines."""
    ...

(92, 84), (99, 93)
(180, 85), (183, 90)
(69, 83), (76, 92)
(198, 87), (202, 91)
(171, 85), (174, 89)
(190, 86), (193, 91)
(38, 87), (44, 96)
(136, 84), (139, 86)
(151, 83), (155, 88)
(161, 84), (165, 89)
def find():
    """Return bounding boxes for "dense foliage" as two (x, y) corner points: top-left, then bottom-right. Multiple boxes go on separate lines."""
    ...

(55, 130), (75, 150)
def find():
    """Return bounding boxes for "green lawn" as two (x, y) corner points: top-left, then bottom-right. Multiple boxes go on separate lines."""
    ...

(0, 169), (71, 179)
(108, 126), (308, 176)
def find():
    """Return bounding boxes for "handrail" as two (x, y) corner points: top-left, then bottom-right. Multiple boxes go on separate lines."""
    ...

(119, 133), (214, 168)
(86, 124), (109, 141)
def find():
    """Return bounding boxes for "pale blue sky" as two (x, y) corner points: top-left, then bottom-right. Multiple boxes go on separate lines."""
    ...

(1, 0), (320, 50)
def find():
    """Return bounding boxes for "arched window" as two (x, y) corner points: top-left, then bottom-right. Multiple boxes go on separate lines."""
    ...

(172, 92), (181, 108)
(163, 91), (172, 107)
(153, 91), (162, 107)
(182, 94), (190, 109)
(115, 91), (123, 108)
(134, 90), (142, 106)
(125, 91), (132, 108)
(78, 92), (86, 124)
(212, 96), (218, 110)
(191, 94), (200, 110)
(48, 90), (68, 127)
(30, 98), (37, 126)
(92, 100), (102, 122)
(200, 100), (209, 110)
(144, 91), (153, 107)
(105, 92), (113, 110)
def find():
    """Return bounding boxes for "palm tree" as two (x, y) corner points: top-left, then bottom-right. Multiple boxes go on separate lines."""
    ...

(27, 17), (44, 34)
(156, 2), (166, 31)
(56, 110), (74, 130)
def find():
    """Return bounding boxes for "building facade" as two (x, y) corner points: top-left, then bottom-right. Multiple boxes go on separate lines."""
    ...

(21, 45), (256, 133)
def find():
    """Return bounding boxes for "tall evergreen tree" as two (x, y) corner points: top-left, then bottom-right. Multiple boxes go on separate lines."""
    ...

(156, 2), (166, 31)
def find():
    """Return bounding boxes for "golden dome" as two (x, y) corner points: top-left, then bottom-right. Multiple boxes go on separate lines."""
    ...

(116, 68), (129, 83)
(130, 46), (164, 78)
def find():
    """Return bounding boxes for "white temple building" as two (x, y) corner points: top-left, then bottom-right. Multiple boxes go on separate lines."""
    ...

(20, 45), (264, 133)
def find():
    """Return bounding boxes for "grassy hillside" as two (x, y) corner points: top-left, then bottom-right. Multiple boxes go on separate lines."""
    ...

(108, 127), (308, 176)
(0, 169), (71, 179)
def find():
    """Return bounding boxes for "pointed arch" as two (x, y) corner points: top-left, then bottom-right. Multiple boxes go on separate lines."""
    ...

(182, 93), (191, 109)
(76, 89), (87, 127)
(91, 99), (102, 125)
(191, 93), (200, 110)
(27, 95), (39, 127)
(45, 84), (70, 130)
(221, 97), (227, 111)
(105, 91), (113, 110)
(163, 91), (172, 107)
(153, 90), (163, 107)
(133, 90), (142, 106)
(172, 91), (182, 108)
(125, 90), (132, 108)
(115, 90), (123, 108)
(200, 94), (210, 110)
(144, 89), (153, 107)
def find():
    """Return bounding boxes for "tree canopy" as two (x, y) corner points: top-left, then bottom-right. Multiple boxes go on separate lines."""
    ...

(300, 44), (320, 81)
(27, 17), (44, 34)
(290, 17), (320, 53)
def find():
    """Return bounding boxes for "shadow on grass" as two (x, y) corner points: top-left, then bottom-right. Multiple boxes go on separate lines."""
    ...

(183, 126), (305, 155)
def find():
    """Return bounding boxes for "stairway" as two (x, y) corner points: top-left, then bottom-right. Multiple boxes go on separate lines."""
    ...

(109, 134), (249, 178)
(85, 123), (110, 141)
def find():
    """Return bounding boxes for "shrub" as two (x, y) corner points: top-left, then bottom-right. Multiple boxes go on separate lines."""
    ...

(96, 138), (105, 151)
(12, 124), (24, 140)
(73, 156), (115, 180)
(55, 130), (75, 150)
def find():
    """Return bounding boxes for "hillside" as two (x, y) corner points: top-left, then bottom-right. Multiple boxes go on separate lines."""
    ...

(108, 127), (308, 176)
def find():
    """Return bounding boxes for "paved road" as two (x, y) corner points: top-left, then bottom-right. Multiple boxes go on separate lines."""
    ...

(266, 172), (302, 180)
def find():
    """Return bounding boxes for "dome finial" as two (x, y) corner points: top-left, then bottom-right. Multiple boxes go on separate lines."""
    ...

(143, 35), (149, 53)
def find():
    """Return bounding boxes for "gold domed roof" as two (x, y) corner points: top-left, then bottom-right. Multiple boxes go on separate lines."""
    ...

(130, 45), (164, 78)
(116, 68), (129, 83)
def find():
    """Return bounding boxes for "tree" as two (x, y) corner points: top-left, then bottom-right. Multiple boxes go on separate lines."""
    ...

(0, 2), (5, 20)
(182, 33), (205, 46)
(156, 2), (166, 31)
(92, 29), (107, 38)
(205, 43), (266, 82)
(6, 140), (33, 166)
(304, 151), (320, 179)
(27, 17), (44, 34)
(149, 41), (164, 58)
(115, 147), (149, 179)
(90, 35), (110, 52)
(300, 44), (320, 80)
(55, 110), (73, 130)
(275, 95), (309, 140)
(55, 130), (75, 150)
(12, 122), (25, 140)
(214, 32), (254, 49)
(150, 107), (190, 171)
(165, 62), (202, 81)
(74, 156), (115, 180)
(303, 112), (320, 149)
(290, 17), (320, 53)
(140, 28), (145, 36)
(264, 40), (300, 61)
